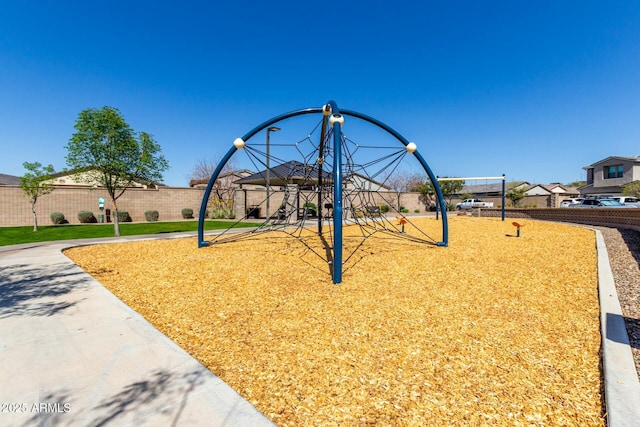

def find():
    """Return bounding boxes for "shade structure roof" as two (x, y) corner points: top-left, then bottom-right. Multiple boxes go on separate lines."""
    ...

(234, 160), (332, 187)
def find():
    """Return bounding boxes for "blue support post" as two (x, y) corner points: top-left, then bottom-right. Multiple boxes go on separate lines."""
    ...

(328, 101), (343, 284)
(435, 176), (440, 221)
(501, 174), (506, 221)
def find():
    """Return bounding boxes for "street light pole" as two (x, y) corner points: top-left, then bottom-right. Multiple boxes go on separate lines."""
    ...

(265, 126), (280, 221)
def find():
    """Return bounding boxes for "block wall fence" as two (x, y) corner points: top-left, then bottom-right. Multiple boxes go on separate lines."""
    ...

(4, 185), (635, 231)
(0, 186), (206, 226)
(478, 207), (640, 232)
(0, 186), (428, 226)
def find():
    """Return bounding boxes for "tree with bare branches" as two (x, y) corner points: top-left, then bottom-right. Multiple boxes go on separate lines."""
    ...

(385, 170), (425, 211)
(189, 157), (238, 218)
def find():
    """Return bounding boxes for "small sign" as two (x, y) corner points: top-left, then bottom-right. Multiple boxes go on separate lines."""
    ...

(98, 197), (105, 208)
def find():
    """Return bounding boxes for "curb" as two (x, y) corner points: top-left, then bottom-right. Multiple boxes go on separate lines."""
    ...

(595, 230), (640, 427)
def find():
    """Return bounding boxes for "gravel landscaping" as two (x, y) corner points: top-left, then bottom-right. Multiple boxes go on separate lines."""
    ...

(595, 226), (640, 379)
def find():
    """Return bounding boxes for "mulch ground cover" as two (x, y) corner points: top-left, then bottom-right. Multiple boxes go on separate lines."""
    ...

(64, 217), (604, 426)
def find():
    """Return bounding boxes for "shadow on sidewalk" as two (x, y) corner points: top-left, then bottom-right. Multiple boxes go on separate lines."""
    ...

(17, 368), (209, 427)
(90, 367), (208, 427)
(606, 312), (640, 350)
(19, 389), (74, 427)
(0, 262), (90, 318)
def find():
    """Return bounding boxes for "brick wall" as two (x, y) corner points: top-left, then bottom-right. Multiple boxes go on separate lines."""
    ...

(451, 194), (561, 208)
(478, 207), (640, 231)
(8, 186), (632, 229)
(0, 185), (205, 226)
(1, 187), (432, 226)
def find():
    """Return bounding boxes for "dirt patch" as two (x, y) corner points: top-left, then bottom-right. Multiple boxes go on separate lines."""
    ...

(65, 217), (604, 426)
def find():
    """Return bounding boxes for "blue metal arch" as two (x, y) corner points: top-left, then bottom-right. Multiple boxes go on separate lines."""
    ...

(197, 107), (323, 247)
(339, 108), (448, 247)
(197, 102), (449, 283)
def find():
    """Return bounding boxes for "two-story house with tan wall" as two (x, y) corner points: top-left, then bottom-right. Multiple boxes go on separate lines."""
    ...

(581, 156), (640, 197)
(48, 168), (160, 189)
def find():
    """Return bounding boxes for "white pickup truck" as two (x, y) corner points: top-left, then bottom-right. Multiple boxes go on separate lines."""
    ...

(455, 199), (495, 210)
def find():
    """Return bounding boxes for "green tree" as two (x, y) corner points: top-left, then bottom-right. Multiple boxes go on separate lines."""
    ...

(66, 106), (169, 237)
(622, 181), (640, 198)
(506, 186), (526, 207)
(439, 178), (465, 209)
(20, 162), (55, 231)
(416, 181), (436, 211)
(416, 178), (464, 211)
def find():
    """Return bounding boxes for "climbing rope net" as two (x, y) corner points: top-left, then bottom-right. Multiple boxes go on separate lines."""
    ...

(199, 108), (444, 279)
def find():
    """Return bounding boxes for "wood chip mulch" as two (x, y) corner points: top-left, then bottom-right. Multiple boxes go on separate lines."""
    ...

(64, 217), (604, 426)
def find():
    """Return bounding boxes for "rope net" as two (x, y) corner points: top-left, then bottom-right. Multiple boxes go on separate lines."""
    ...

(202, 116), (439, 273)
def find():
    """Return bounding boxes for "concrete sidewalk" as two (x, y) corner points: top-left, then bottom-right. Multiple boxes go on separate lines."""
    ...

(1, 230), (640, 426)
(0, 239), (275, 427)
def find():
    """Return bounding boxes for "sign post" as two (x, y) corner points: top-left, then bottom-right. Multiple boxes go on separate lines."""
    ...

(98, 197), (105, 223)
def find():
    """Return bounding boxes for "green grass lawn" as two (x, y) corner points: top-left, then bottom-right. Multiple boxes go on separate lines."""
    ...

(0, 220), (258, 246)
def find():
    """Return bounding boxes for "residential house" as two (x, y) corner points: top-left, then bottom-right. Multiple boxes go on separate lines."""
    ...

(0, 173), (20, 186)
(455, 181), (579, 207)
(524, 183), (579, 197)
(581, 156), (640, 197)
(545, 183), (580, 197)
(48, 168), (162, 189)
(524, 184), (552, 196)
(457, 181), (529, 198)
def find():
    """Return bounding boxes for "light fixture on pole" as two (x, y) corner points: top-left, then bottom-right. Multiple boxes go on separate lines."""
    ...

(265, 126), (280, 220)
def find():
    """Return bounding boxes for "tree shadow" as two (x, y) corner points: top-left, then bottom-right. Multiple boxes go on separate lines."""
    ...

(318, 233), (334, 275)
(20, 389), (73, 427)
(0, 262), (90, 318)
(613, 228), (640, 351)
(618, 227), (640, 267)
(90, 367), (206, 427)
(625, 317), (640, 350)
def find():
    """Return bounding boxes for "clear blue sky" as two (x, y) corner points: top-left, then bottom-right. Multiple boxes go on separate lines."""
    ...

(1, 1), (639, 186)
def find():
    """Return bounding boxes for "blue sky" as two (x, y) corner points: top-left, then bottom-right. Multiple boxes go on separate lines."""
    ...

(1, 1), (639, 187)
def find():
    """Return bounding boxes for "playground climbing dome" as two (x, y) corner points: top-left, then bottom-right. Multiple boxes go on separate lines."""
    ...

(198, 101), (448, 283)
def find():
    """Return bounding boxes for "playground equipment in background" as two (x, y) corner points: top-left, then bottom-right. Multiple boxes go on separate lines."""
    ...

(512, 221), (525, 237)
(197, 100), (448, 283)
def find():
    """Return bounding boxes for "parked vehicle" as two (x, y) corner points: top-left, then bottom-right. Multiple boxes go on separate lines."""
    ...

(607, 196), (640, 207)
(569, 199), (637, 208)
(455, 199), (495, 210)
(560, 198), (584, 207)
